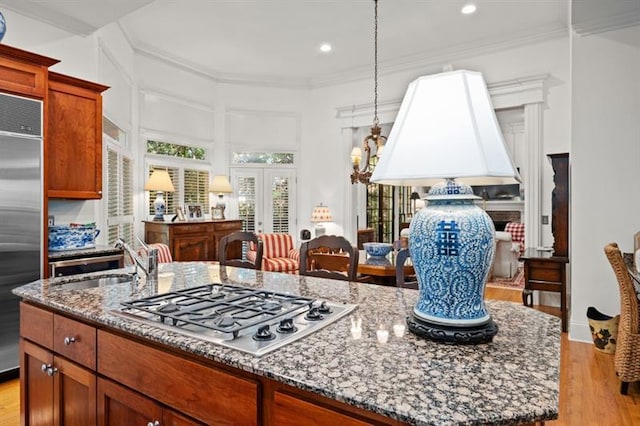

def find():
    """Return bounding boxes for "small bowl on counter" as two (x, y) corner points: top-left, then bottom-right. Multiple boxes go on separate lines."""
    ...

(362, 242), (394, 258)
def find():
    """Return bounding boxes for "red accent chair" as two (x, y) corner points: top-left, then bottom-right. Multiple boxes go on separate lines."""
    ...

(247, 233), (299, 273)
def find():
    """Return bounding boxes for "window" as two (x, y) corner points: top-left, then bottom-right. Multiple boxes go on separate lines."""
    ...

(146, 139), (210, 217)
(106, 143), (134, 246)
(232, 152), (294, 165)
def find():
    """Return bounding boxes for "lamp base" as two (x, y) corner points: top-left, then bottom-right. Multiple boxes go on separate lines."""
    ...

(406, 312), (498, 345)
(152, 214), (165, 222)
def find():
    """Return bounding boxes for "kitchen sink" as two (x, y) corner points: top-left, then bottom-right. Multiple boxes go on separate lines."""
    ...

(58, 275), (133, 291)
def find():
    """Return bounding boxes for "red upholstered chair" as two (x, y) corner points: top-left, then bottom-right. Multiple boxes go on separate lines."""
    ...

(148, 243), (173, 263)
(247, 233), (299, 273)
(504, 222), (525, 255)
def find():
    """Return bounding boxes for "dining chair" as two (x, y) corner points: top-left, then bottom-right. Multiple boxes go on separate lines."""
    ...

(299, 235), (359, 281)
(219, 231), (263, 270)
(395, 248), (418, 289)
(604, 242), (640, 394)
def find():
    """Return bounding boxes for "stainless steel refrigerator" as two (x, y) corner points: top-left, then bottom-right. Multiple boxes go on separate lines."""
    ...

(0, 92), (42, 379)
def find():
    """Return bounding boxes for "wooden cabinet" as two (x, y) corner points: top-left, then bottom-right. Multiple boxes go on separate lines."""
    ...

(47, 72), (108, 199)
(274, 391), (373, 426)
(521, 153), (570, 332)
(144, 220), (243, 261)
(20, 304), (97, 425)
(0, 44), (58, 98)
(97, 378), (204, 426)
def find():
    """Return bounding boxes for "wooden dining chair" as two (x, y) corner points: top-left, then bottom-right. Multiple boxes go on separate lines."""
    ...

(395, 248), (418, 289)
(299, 235), (359, 281)
(219, 231), (263, 270)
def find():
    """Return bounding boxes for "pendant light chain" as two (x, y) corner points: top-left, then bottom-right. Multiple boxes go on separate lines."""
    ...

(373, 0), (379, 126)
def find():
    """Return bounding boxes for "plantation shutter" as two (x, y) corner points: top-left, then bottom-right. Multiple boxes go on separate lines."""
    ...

(237, 176), (257, 232)
(184, 169), (210, 211)
(270, 175), (289, 234)
(107, 146), (134, 246)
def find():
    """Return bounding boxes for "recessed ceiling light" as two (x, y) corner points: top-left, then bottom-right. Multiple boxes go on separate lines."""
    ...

(319, 43), (332, 53)
(461, 4), (477, 15)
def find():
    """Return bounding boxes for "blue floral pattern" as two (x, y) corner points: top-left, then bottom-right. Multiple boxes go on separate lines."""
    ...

(410, 181), (495, 325)
(49, 225), (100, 251)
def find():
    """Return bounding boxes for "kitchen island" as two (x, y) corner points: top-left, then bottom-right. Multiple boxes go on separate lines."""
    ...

(13, 262), (560, 425)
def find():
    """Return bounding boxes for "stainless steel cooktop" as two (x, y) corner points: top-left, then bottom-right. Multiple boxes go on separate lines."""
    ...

(113, 283), (357, 356)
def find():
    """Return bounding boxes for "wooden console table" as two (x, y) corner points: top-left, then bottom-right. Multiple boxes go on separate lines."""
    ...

(521, 248), (569, 332)
(144, 220), (242, 261)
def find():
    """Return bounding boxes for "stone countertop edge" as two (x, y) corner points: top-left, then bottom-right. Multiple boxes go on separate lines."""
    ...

(12, 262), (561, 426)
(47, 244), (124, 260)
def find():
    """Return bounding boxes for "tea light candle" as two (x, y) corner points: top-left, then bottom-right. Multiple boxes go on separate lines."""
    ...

(350, 327), (362, 340)
(376, 329), (389, 344)
(393, 323), (406, 337)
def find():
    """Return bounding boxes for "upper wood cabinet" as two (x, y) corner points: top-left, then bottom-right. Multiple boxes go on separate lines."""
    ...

(0, 44), (58, 98)
(47, 71), (108, 199)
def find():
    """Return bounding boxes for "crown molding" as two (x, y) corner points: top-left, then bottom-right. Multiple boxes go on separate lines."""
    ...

(1, 0), (96, 35)
(572, 11), (640, 36)
(312, 25), (567, 88)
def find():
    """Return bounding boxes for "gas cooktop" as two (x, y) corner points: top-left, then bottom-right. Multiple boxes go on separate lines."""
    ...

(113, 283), (357, 356)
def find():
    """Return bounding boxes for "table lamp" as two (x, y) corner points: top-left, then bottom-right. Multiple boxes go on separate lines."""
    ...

(311, 204), (333, 237)
(210, 175), (233, 219)
(145, 169), (175, 221)
(371, 70), (520, 344)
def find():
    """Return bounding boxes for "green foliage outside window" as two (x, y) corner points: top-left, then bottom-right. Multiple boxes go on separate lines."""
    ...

(147, 140), (205, 160)
(232, 152), (294, 164)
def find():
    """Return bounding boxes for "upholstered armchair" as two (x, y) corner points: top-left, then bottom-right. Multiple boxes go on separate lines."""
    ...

(247, 233), (299, 273)
(491, 231), (520, 279)
(504, 222), (525, 255)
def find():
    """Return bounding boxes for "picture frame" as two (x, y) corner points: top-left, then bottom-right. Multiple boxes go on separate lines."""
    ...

(211, 206), (224, 220)
(176, 206), (186, 222)
(185, 204), (204, 221)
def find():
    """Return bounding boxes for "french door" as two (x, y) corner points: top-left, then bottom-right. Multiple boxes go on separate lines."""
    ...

(230, 168), (296, 235)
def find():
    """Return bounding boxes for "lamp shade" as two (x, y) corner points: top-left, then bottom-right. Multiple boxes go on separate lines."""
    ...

(144, 169), (175, 192)
(310, 204), (332, 223)
(210, 175), (232, 194)
(370, 70), (520, 186)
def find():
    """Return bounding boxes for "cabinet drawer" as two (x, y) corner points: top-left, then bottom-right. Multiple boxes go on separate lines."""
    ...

(54, 314), (97, 369)
(274, 391), (372, 426)
(98, 330), (258, 425)
(172, 224), (212, 235)
(20, 303), (54, 349)
(0, 58), (47, 98)
(212, 221), (242, 231)
(527, 262), (562, 283)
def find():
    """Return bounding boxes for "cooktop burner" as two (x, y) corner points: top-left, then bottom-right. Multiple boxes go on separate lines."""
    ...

(113, 283), (357, 356)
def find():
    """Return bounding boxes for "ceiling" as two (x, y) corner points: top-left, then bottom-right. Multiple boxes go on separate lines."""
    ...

(5, 1), (635, 88)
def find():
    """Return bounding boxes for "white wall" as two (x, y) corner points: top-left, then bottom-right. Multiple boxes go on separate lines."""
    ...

(570, 25), (640, 342)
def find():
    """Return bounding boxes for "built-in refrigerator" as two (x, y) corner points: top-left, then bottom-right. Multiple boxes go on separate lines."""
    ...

(0, 92), (42, 379)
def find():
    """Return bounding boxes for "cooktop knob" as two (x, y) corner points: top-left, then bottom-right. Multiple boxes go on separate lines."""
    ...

(317, 301), (333, 314)
(305, 307), (324, 321)
(253, 324), (276, 341)
(276, 318), (297, 334)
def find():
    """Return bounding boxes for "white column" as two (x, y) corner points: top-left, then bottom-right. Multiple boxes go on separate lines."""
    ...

(523, 102), (542, 248)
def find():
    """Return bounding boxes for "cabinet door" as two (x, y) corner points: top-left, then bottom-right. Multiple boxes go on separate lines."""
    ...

(173, 234), (212, 261)
(21, 339), (54, 426)
(0, 45), (57, 98)
(54, 356), (96, 426)
(47, 72), (108, 199)
(164, 409), (206, 426)
(97, 378), (162, 426)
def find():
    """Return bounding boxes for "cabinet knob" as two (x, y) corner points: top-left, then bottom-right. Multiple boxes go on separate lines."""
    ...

(147, 421), (160, 426)
(41, 363), (57, 376)
(64, 336), (76, 345)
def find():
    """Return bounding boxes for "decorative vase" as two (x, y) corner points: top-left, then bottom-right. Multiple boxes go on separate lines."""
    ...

(587, 306), (619, 354)
(0, 12), (6, 42)
(407, 179), (498, 343)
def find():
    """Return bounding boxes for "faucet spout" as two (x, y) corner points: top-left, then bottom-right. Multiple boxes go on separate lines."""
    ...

(116, 237), (158, 285)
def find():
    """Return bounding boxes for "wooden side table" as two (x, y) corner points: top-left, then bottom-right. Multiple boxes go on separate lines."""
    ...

(521, 248), (569, 332)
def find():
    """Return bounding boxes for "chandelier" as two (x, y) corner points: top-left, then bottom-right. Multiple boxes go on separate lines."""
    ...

(350, 0), (386, 185)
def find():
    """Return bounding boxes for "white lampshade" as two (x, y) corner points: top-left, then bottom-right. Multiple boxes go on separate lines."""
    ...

(210, 175), (233, 194)
(144, 169), (175, 192)
(370, 70), (520, 186)
(311, 204), (332, 223)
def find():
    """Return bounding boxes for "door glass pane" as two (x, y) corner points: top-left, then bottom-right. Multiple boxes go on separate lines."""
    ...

(270, 176), (290, 234)
(238, 176), (257, 232)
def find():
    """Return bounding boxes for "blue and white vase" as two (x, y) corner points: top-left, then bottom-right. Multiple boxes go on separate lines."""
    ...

(0, 12), (6, 42)
(410, 179), (495, 327)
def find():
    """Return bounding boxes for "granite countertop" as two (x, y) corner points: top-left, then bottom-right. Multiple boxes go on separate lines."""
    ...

(48, 244), (124, 260)
(13, 263), (560, 425)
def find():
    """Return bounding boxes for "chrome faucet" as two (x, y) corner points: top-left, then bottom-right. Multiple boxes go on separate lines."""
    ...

(115, 237), (158, 286)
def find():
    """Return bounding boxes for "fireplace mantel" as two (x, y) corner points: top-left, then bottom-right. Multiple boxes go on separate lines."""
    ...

(478, 200), (525, 213)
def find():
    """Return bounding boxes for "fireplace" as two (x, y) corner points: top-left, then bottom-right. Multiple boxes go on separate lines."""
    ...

(486, 210), (521, 231)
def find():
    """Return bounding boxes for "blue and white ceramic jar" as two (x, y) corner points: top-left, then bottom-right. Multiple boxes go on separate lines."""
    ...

(0, 12), (6, 42)
(410, 179), (495, 327)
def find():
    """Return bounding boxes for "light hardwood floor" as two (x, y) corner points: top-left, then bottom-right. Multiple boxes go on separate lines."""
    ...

(1, 287), (639, 425)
